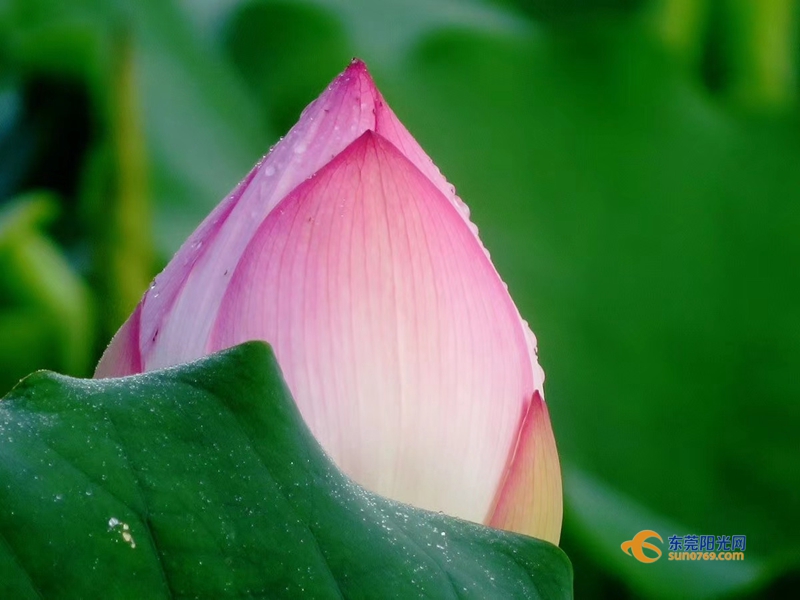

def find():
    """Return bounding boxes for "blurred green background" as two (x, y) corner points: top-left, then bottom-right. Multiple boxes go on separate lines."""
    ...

(1, 0), (798, 597)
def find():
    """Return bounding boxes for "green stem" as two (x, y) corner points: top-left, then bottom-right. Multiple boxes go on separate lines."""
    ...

(89, 32), (154, 335)
(722, 0), (797, 110)
(110, 35), (152, 321)
(650, 0), (712, 67)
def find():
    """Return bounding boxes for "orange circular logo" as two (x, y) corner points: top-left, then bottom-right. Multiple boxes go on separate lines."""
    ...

(621, 530), (663, 563)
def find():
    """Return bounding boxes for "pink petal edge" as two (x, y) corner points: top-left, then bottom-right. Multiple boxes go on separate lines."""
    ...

(486, 391), (563, 544)
(94, 303), (142, 378)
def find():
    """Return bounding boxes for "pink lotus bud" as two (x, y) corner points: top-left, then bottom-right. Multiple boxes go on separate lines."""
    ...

(96, 60), (562, 544)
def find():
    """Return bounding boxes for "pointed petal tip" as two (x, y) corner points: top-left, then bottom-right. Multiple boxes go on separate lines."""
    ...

(335, 129), (395, 166)
(354, 127), (380, 146)
(344, 58), (377, 88)
(337, 58), (382, 106)
(486, 391), (563, 545)
(338, 58), (374, 86)
(347, 57), (369, 72)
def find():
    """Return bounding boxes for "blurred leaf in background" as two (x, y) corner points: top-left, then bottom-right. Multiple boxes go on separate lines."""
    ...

(1, 0), (799, 597)
(0, 194), (94, 392)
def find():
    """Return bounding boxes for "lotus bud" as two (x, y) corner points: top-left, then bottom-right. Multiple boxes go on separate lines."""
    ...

(96, 60), (562, 544)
